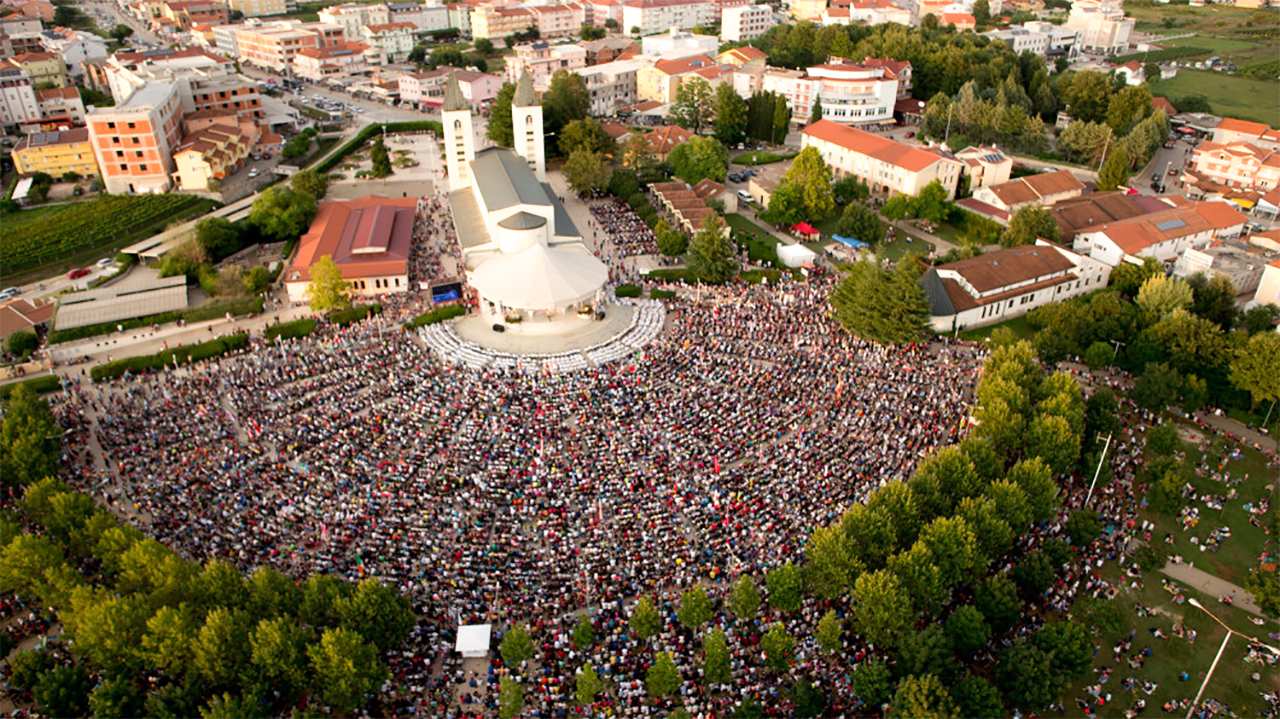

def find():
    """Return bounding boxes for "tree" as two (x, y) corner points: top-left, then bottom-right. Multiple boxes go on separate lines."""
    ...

(1230, 331), (1280, 409)
(686, 214), (736, 284)
(192, 217), (241, 262)
(576, 662), (603, 706)
(1026, 413), (1080, 476)
(995, 642), (1062, 712)
(761, 622), (795, 672)
(657, 229), (688, 256)
(500, 624), (535, 669)
(571, 614), (596, 650)
(952, 674), (1003, 719)
(291, 169), (328, 201)
(305, 255), (351, 313)
(1084, 340), (1114, 369)
(805, 524), (857, 599)
(897, 625), (960, 684)
(622, 133), (656, 175)
(249, 186), (317, 242)
(33, 664), (92, 719)
(631, 597), (662, 639)
(563, 149), (613, 194)
(890, 674), (956, 719)
(761, 181), (806, 225)
(1242, 304), (1280, 334)
(974, 574), (1022, 633)
(646, 652), (681, 699)
(702, 628), (731, 684)
(488, 83), (516, 147)
(780, 146), (834, 220)
(671, 78), (715, 134)
(677, 585), (713, 630)
(474, 38), (495, 54)
(829, 258), (931, 344)
(945, 605), (991, 656)
(1096, 147), (1130, 191)
(810, 96), (823, 124)
(1106, 85), (1152, 134)
(309, 628), (387, 716)
(0, 533), (64, 599)
(426, 46), (464, 69)
(851, 658), (893, 706)
(4, 327), (37, 357)
(851, 569), (913, 647)
(244, 266), (271, 295)
(543, 69), (590, 139)
(1012, 549), (1055, 598)
(1062, 71), (1111, 124)
(973, 0), (990, 24)
(1185, 272), (1238, 330)
(1244, 565), (1280, 618)
(1033, 619), (1094, 679)
(841, 503), (897, 572)
(579, 24), (606, 40)
(499, 677), (524, 719)
(815, 610), (843, 655)
(772, 96), (792, 143)
(1133, 361), (1182, 412)
(765, 561), (803, 612)
(110, 23), (134, 42)
(369, 134), (393, 178)
(200, 691), (265, 719)
(714, 83), (748, 146)
(1, 385), (60, 489)
(250, 617), (311, 701)
(559, 117), (615, 156)
(834, 203), (883, 245)
(1000, 204), (1061, 248)
(1064, 508), (1102, 547)
(668, 135), (729, 184)
(912, 181), (954, 224)
(728, 575), (760, 622)
(888, 543), (948, 616)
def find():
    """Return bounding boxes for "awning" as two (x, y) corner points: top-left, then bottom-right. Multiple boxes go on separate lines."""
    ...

(793, 222), (819, 235)
(456, 625), (492, 658)
(832, 234), (868, 248)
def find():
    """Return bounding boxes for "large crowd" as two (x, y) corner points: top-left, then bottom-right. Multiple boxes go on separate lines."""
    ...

(586, 201), (659, 259)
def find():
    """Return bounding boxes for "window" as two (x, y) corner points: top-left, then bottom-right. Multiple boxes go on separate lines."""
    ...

(140, 164), (147, 171)
(107, 122), (115, 129)
(116, 150), (124, 158)
(119, 164), (127, 171)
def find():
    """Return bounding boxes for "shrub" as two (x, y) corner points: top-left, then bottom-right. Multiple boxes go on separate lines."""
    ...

(264, 318), (317, 341)
(0, 375), (62, 400)
(404, 304), (465, 328)
(651, 289), (676, 300)
(740, 269), (782, 284)
(90, 334), (248, 381)
(329, 304), (382, 326)
(615, 284), (642, 298)
(648, 269), (691, 283)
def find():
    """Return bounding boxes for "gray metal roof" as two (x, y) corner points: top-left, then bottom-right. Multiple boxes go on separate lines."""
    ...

(443, 71), (467, 112)
(919, 268), (955, 317)
(447, 187), (493, 250)
(55, 282), (189, 330)
(542, 182), (581, 240)
(498, 211), (547, 230)
(513, 69), (537, 107)
(471, 148), (551, 212)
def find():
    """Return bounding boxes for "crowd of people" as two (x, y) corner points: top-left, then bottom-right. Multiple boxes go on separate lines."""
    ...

(586, 201), (659, 260)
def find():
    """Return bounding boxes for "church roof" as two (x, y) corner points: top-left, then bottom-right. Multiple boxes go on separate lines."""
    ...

(498, 211), (547, 230)
(443, 70), (467, 112)
(513, 68), (537, 107)
(469, 243), (607, 309)
(471, 148), (552, 211)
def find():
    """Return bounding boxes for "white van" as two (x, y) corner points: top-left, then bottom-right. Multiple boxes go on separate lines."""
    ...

(737, 189), (753, 203)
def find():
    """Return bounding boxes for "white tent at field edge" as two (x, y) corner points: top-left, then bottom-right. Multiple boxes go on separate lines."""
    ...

(456, 624), (492, 658)
(777, 243), (818, 268)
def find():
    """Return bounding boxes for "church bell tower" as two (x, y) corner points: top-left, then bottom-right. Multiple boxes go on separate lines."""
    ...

(511, 69), (546, 183)
(442, 71), (475, 191)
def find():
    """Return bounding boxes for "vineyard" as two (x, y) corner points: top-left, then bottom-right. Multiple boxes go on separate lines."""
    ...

(2, 195), (209, 275)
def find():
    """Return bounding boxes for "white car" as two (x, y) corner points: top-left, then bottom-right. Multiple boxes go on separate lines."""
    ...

(0, 287), (18, 301)
(248, 168), (260, 178)
(97, 258), (114, 268)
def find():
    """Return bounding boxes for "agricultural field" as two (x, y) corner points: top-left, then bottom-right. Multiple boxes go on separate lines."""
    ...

(1154, 71), (1280, 126)
(1, 195), (214, 282)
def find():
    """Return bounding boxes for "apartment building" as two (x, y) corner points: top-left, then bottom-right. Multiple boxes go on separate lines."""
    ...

(580, 37), (640, 65)
(222, 0), (294, 16)
(790, 57), (905, 125)
(173, 121), (250, 190)
(787, 0), (825, 21)
(585, 0), (624, 25)
(637, 53), (727, 103)
(361, 22), (414, 63)
(1185, 140), (1280, 193)
(622, 0), (716, 36)
(717, 45), (766, 70)
(801, 119), (964, 198)
(1211, 117), (1280, 151)
(6, 50), (66, 87)
(318, 2), (390, 37)
(720, 4), (773, 41)
(0, 66), (38, 126)
(34, 85), (85, 124)
(1064, 0), (1133, 55)
(504, 42), (586, 89)
(470, 6), (533, 39)
(87, 81), (183, 194)
(294, 41), (373, 80)
(399, 67), (502, 106)
(39, 28), (108, 77)
(160, 0), (230, 30)
(236, 22), (345, 72)
(527, 4), (588, 39)
(640, 29), (718, 58)
(101, 47), (262, 130)
(578, 58), (646, 115)
(386, 2), (450, 31)
(12, 128), (97, 176)
(448, 2), (473, 35)
(954, 145), (1012, 189)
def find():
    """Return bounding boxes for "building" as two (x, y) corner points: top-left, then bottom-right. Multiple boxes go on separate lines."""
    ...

(720, 4), (773, 41)
(102, 48), (264, 131)
(971, 169), (1086, 212)
(470, 6), (533, 40)
(442, 71), (607, 324)
(802, 119), (964, 198)
(580, 37), (640, 65)
(39, 28), (108, 77)
(645, 124), (693, 159)
(361, 22), (415, 63)
(921, 240), (1113, 332)
(293, 41), (374, 81)
(1023, 20), (1082, 59)
(846, 0), (914, 25)
(173, 120), (250, 190)
(285, 196), (418, 302)
(639, 29), (718, 59)
(1253, 258), (1280, 308)
(985, 22), (1082, 59)
(623, 0), (716, 37)
(505, 42), (587, 89)
(11, 127), (98, 176)
(7, 50), (66, 87)
(448, 1), (473, 35)
(939, 12), (976, 30)
(12, 0), (54, 22)
(982, 25), (1049, 56)
(1183, 140), (1280, 195)
(86, 81), (183, 194)
(1063, 0), (1133, 55)
(0, 65), (38, 126)
(578, 58), (646, 115)
(1113, 60), (1146, 86)
(1173, 244), (1268, 295)
(527, 4), (588, 39)
(1211, 117), (1280, 151)
(791, 57), (905, 126)
(787, 0), (825, 21)
(236, 21), (345, 72)
(160, 0), (230, 30)
(318, 2), (390, 38)
(34, 85), (85, 124)
(716, 44), (767, 70)
(636, 54), (726, 103)
(222, 0), (294, 16)
(954, 145), (1012, 189)
(387, 2), (450, 32)
(1071, 199), (1248, 266)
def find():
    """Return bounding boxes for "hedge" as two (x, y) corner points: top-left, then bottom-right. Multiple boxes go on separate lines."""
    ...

(647, 269), (692, 283)
(90, 333), (248, 382)
(50, 297), (265, 345)
(329, 303), (382, 326)
(651, 289), (676, 300)
(1113, 46), (1210, 64)
(615, 284), (642, 298)
(405, 304), (465, 328)
(740, 269), (782, 284)
(264, 318), (317, 341)
(314, 121), (444, 174)
(0, 375), (62, 400)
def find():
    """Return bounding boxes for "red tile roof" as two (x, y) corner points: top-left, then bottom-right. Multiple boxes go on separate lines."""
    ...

(289, 197), (418, 284)
(646, 125), (693, 154)
(802, 119), (954, 173)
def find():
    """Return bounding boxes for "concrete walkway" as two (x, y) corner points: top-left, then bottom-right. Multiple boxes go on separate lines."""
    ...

(1160, 561), (1275, 624)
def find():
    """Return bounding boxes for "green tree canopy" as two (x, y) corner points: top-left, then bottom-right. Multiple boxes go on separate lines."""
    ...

(576, 662), (603, 705)
(291, 169), (328, 201)
(761, 622), (795, 672)
(543, 69), (590, 140)
(829, 257), (931, 344)
(702, 628), (731, 684)
(646, 652), (681, 698)
(765, 561), (803, 612)
(668, 135), (729, 184)
(1230, 331), (1280, 408)
(559, 117), (615, 156)
(1000, 204), (1061, 248)
(852, 569), (914, 647)
(369, 134), (393, 179)
(714, 82), (748, 146)
(677, 585), (713, 630)
(1, 385), (61, 489)
(630, 596), (662, 640)
(563, 149), (613, 194)
(670, 77), (716, 134)
(305, 255), (351, 313)
(686, 214), (736, 284)
(890, 674), (956, 719)
(728, 575), (760, 622)
(780, 147), (835, 220)
(309, 628), (387, 716)
(500, 624), (535, 669)
(249, 186), (317, 242)
(488, 82), (516, 147)
(1096, 147), (1131, 191)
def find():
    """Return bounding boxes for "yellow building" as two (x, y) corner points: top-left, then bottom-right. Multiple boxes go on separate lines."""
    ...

(173, 122), (250, 191)
(7, 51), (69, 88)
(222, 0), (292, 16)
(470, 6), (533, 40)
(12, 128), (100, 178)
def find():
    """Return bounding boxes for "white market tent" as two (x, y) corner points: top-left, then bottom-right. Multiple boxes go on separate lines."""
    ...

(777, 243), (817, 268)
(456, 624), (492, 658)
(470, 243), (608, 310)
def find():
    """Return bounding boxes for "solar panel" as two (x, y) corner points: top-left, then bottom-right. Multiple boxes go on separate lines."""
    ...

(982, 153), (1005, 163)
(1155, 218), (1187, 231)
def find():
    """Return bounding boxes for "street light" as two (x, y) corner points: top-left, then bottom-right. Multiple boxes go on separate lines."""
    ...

(1184, 598), (1280, 719)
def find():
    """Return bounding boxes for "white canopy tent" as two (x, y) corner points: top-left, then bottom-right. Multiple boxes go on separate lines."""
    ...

(456, 624), (492, 658)
(470, 243), (608, 310)
(777, 243), (817, 268)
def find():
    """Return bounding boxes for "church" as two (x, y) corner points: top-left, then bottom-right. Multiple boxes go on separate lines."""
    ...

(444, 70), (609, 327)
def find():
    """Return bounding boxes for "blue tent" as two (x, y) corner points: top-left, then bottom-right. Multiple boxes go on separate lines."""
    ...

(832, 234), (868, 249)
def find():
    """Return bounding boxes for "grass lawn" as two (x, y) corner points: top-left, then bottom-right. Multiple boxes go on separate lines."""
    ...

(732, 151), (797, 165)
(953, 314), (1037, 342)
(887, 227), (936, 259)
(725, 213), (779, 245)
(1161, 35), (1272, 65)
(1153, 71), (1279, 126)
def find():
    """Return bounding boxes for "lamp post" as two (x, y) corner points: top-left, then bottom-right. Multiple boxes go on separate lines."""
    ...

(1184, 598), (1280, 719)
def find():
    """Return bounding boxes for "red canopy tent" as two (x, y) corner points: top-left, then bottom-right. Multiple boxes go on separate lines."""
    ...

(792, 222), (819, 239)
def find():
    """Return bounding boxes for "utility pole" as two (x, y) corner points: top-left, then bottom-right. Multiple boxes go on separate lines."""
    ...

(1110, 339), (1126, 361)
(1085, 432), (1112, 507)
(1096, 128), (1112, 174)
(944, 103), (954, 143)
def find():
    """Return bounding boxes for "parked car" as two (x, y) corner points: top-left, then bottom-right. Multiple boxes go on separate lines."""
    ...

(0, 287), (19, 301)
(738, 189), (753, 202)
(1168, 167), (1178, 176)
(248, 168), (260, 178)
(66, 268), (90, 279)
(904, 131), (916, 139)
(96, 258), (113, 268)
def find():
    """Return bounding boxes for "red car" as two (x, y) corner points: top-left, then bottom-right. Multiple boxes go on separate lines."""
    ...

(66, 268), (90, 279)
(904, 131), (916, 138)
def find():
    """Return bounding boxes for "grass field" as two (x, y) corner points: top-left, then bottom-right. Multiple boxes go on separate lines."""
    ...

(725, 213), (777, 244)
(732, 151), (798, 165)
(953, 314), (1036, 342)
(1153, 71), (1279, 126)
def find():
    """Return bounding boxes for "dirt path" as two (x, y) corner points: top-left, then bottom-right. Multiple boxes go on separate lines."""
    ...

(1160, 561), (1275, 623)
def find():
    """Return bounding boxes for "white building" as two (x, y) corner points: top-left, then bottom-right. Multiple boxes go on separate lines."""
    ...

(1064, 0), (1133, 55)
(1023, 20), (1082, 59)
(385, 2), (450, 31)
(1072, 200), (1248, 266)
(982, 25), (1049, 56)
(361, 22), (415, 63)
(640, 28), (719, 58)
(801, 119), (964, 198)
(0, 66), (39, 127)
(792, 57), (905, 125)
(211, 24), (242, 58)
(293, 41), (374, 81)
(318, 2), (390, 38)
(578, 58), (647, 115)
(40, 28), (108, 77)
(971, 170), (1086, 212)
(623, 0), (716, 37)
(922, 240), (1113, 332)
(720, 4), (773, 42)
(504, 42), (587, 90)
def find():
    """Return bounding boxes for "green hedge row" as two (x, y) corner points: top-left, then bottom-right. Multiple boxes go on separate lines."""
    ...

(405, 304), (465, 328)
(0, 375), (62, 401)
(648, 269), (692, 283)
(651, 289), (676, 300)
(740, 269), (783, 284)
(265, 318), (317, 341)
(50, 297), (265, 345)
(615, 284), (643, 298)
(90, 333), (248, 382)
(314, 121), (444, 174)
(329, 303), (382, 327)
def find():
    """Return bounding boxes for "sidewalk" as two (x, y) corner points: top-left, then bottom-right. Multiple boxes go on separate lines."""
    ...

(1160, 561), (1275, 623)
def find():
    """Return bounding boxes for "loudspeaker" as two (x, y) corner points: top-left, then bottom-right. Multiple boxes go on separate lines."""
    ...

(492, 324), (505, 333)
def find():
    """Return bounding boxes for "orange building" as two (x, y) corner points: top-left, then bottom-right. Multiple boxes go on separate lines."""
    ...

(87, 81), (183, 194)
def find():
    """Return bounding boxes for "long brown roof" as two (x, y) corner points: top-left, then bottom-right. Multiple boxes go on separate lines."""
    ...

(939, 244), (1076, 293)
(289, 197), (417, 284)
